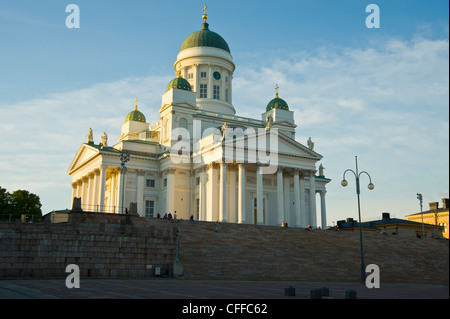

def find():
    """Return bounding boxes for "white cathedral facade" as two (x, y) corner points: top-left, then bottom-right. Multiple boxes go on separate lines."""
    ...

(67, 9), (330, 228)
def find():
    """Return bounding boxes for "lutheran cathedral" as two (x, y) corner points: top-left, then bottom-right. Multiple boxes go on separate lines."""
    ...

(67, 6), (330, 228)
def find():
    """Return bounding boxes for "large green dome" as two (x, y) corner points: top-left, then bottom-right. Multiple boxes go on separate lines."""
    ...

(167, 76), (192, 91)
(180, 22), (230, 53)
(266, 97), (289, 112)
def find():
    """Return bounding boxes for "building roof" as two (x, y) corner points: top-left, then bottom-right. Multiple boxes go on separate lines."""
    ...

(179, 22), (231, 53)
(337, 214), (442, 231)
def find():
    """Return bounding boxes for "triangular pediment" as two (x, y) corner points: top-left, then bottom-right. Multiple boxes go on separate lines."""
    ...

(67, 144), (100, 174)
(201, 129), (322, 162)
(262, 131), (322, 160)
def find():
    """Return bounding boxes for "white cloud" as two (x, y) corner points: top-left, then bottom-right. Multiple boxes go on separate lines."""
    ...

(0, 35), (448, 223)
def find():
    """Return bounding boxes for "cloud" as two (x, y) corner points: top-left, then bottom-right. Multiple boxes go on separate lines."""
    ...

(0, 75), (170, 211)
(0, 34), (448, 222)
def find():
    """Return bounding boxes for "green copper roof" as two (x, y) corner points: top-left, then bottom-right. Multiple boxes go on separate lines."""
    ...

(125, 109), (146, 123)
(167, 76), (192, 91)
(180, 22), (230, 53)
(266, 97), (289, 112)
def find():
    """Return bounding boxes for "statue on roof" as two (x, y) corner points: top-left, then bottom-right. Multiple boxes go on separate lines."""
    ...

(319, 164), (325, 177)
(221, 122), (228, 141)
(307, 137), (314, 150)
(86, 128), (94, 144)
(265, 113), (273, 130)
(101, 132), (108, 147)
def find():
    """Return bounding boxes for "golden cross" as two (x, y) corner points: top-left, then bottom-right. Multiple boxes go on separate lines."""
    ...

(202, 4), (208, 22)
(135, 98), (138, 110)
(275, 84), (279, 97)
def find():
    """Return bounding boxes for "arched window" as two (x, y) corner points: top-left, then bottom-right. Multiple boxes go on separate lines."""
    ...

(179, 118), (188, 130)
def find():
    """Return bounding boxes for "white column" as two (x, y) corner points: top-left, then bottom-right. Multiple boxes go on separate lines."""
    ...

(75, 181), (81, 198)
(299, 174), (308, 227)
(256, 165), (264, 225)
(208, 64), (213, 99)
(71, 183), (77, 202)
(117, 169), (124, 214)
(228, 165), (236, 222)
(199, 168), (205, 221)
(86, 173), (93, 211)
(207, 164), (219, 221)
(81, 177), (87, 210)
(195, 64), (199, 95)
(293, 169), (301, 227)
(238, 164), (246, 224)
(137, 170), (145, 216)
(92, 170), (99, 211)
(309, 170), (317, 227)
(219, 162), (227, 222)
(166, 168), (175, 213)
(220, 66), (225, 102)
(284, 174), (290, 225)
(111, 172), (117, 212)
(277, 167), (284, 225)
(321, 191), (327, 229)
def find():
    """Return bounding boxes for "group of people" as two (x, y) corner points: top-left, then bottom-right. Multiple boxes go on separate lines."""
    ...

(156, 211), (177, 221)
(155, 211), (196, 223)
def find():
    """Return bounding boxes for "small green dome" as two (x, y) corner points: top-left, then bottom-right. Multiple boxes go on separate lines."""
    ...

(167, 76), (192, 91)
(180, 22), (230, 53)
(125, 105), (146, 123)
(266, 97), (289, 112)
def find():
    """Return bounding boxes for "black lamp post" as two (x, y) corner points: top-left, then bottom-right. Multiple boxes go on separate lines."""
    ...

(341, 156), (374, 283)
(417, 193), (425, 238)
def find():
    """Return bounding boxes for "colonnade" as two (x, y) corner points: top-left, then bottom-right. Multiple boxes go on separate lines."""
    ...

(195, 162), (327, 228)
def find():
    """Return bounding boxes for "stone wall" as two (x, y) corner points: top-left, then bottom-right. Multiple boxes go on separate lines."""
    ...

(0, 212), (176, 278)
(1, 212), (448, 285)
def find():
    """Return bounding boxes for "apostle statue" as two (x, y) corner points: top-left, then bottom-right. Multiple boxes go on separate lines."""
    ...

(101, 132), (108, 147)
(86, 128), (94, 144)
(265, 113), (273, 130)
(221, 122), (228, 141)
(307, 137), (314, 150)
(319, 164), (325, 177)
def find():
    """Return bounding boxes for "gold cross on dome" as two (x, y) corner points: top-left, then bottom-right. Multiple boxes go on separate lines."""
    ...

(275, 84), (279, 97)
(135, 98), (138, 110)
(202, 4), (208, 22)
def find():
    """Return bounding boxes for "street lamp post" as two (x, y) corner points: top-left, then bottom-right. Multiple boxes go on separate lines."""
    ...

(417, 193), (425, 239)
(120, 153), (130, 214)
(341, 156), (374, 283)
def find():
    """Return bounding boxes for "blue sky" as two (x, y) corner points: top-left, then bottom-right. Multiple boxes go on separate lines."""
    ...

(0, 0), (448, 225)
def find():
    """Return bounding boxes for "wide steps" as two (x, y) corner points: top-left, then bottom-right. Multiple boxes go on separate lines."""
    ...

(143, 218), (449, 284)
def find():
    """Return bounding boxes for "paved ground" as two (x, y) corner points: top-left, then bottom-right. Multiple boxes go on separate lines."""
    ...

(0, 278), (448, 299)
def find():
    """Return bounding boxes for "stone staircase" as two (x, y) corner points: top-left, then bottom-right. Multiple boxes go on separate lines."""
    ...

(143, 218), (449, 285)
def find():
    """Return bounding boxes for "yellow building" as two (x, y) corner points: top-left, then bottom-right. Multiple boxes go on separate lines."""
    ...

(406, 198), (449, 239)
